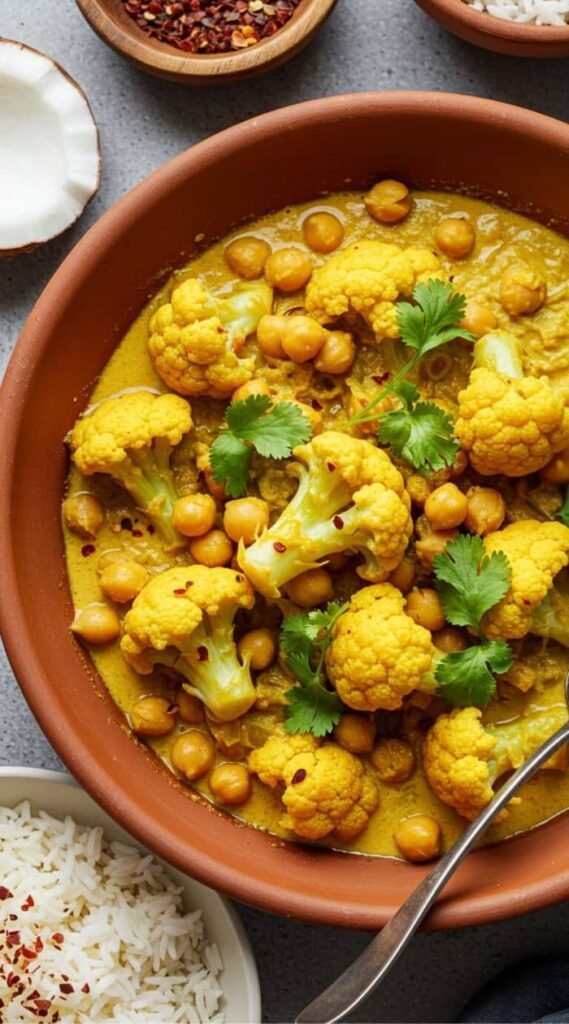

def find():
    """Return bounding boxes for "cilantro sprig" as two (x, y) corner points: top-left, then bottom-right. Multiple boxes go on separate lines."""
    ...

(348, 280), (475, 475)
(433, 535), (513, 707)
(281, 601), (348, 737)
(210, 395), (312, 498)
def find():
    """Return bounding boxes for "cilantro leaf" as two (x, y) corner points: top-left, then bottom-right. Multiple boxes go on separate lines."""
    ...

(433, 535), (511, 634)
(211, 396), (312, 498)
(281, 601), (348, 738)
(397, 279), (476, 357)
(378, 382), (459, 473)
(556, 488), (569, 527)
(436, 641), (513, 707)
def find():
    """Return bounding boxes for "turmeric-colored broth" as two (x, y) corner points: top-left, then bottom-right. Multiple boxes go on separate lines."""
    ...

(64, 189), (569, 857)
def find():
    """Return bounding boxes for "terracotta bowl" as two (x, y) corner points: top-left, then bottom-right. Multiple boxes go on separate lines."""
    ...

(75, 0), (339, 84)
(3, 92), (569, 931)
(413, 0), (569, 57)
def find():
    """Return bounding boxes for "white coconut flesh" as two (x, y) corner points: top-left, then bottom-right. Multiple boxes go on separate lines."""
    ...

(0, 40), (100, 253)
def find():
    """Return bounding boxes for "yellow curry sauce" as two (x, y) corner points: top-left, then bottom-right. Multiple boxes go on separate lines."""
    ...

(64, 189), (569, 859)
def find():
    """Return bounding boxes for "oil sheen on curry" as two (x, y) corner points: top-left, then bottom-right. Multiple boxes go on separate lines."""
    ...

(63, 181), (569, 862)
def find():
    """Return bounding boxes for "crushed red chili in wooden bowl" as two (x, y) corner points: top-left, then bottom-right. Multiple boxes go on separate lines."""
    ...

(120, 0), (303, 54)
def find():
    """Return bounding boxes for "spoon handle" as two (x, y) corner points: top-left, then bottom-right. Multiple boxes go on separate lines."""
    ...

(296, 719), (569, 1024)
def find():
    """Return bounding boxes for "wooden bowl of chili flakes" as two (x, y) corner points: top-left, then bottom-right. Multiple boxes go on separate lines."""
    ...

(75, 0), (340, 84)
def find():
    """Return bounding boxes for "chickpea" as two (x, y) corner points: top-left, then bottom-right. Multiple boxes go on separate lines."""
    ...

(303, 211), (344, 254)
(460, 300), (497, 338)
(541, 450), (569, 486)
(425, 483), (468, 530)
(394, 814), (442, 863)
(224, 236), (271, 280)
(238, 628), (277, 671)
(406, 589), (446, 632)
(371, 737), (416, 785)
(433, 626), (468, 653)
(435, 217), (475, 260)
(464, 486), (506, 537)
(282, 316), (327, 363)
(99, 560), (147, 603)
(333, 714), (376, 754)
(173, 493), (217, 538)
(203, 467), (227, 503)
(209, 763), (252, 806)
(97, 548), (126, 572)
(406, 474), (433, 509)
(257, 314), (287, 359)
(176, 689), (205, 724)
(265, 248), (313, 293)
(314, 331), (356, 375)
(223, 497), (269, 546)
(171, 730), (216, 782)
(500, 262), (546, 316)
(286, 568), (334, 608)
(325, 551), (348, 572)
(231, 378), (271, 404)
(72, 604), (120, 645)
(63, 493), (104, 539)
(389, 556), (415, 595)
(415, 529), (458, 570)
(130, 695), (176, 737)
(189, 529), (233, 567)
(364, 179), (413, 225)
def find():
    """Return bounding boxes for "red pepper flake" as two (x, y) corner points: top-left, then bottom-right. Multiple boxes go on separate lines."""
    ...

(131, 528), (144, 537)
(292, 769), (306, 784)
(121, 516), (133, 531)
(20, 947), (37, 960)
(21, 895), (34, 911)
(119, 0), (301, 54)
(197, 645), (209, 662)
(372, 372), (390, 385)
(173, 587), (187, 595)
(0, 886), (13, 900)
(327, 462), (336, 472)
(81, 983), (90, 994)
(33, 999), (52, 1013)
(6, 931), (20, 947)
(34, 936), (44, 952)
(147, 524), (155, 534)
(81, 544), (95, 557)
(311, 398), (323, 410)
(273, 541), (287, 553)
(333, 515), (344, 530)
(59, 983), (74, 994)
(51, 932), (64, 945)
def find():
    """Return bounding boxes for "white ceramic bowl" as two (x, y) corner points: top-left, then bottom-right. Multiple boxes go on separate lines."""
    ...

(0, 767), (261, 1024)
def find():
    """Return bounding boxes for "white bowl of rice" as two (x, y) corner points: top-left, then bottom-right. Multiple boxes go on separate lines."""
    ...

(0, 767), (261, 1024)
(413, 0), (569, 54)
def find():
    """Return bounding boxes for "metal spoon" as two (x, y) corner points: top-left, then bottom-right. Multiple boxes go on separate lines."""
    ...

(296, 671), (569, 1024)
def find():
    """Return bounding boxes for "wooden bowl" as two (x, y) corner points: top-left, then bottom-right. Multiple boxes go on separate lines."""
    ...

(75, 0), (339, 83)
(413, 0), (569, 57)
(3, 92), (569, 931)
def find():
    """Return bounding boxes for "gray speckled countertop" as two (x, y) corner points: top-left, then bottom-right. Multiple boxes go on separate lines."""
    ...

(2, 1), (569, 1020)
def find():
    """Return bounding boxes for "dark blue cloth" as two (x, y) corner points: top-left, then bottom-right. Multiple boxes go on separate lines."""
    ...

(459, 958), (569, 1023)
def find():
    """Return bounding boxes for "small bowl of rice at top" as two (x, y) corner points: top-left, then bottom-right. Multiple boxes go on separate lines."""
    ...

(412, 0), (569, 54)
(0, 767), (260, 1024)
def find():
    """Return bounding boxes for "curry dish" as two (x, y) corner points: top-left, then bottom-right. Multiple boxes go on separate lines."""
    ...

(63, 183), (569, 862)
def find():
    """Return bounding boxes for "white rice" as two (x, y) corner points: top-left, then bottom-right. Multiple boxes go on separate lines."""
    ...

(464, 0), (569, 23)
(0, 802), (224, 1023)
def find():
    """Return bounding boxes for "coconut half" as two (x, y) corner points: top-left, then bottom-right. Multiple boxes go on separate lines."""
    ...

(0, 39), (101, 255)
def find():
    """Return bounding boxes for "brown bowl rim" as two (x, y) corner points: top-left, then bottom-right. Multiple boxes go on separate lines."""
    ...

(75, 0), (339, 80)
(415, 0), (569, 42)
(3, 91), (569, 931)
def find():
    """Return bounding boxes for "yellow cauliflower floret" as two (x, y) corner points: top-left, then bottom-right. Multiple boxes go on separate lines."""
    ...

(238, 431), (412, 598)
(326, 584), (434, 712)
(249, 734), (379, 841)
(482, 520), (569, 642)
(455, 366), (569, 477)
(148, 277), (272, 398)
(423, 705), (568, 821)
(121, 565), (256, 722)
(305, 240), (443, 341)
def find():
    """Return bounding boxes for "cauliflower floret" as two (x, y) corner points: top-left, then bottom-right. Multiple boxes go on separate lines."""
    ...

(482, 520), (569, 642)
(326, 584), (435, 712)
(423, 705), (568, 820)
(71, 390), (192, 549)
(248, 734), (379, 841)
(305, 240), (443, 342)
(455, 331), (569, 476)
(238, 431), (413, 598)
(121, 565), (256, 721)
(148, 277), (272, 398)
